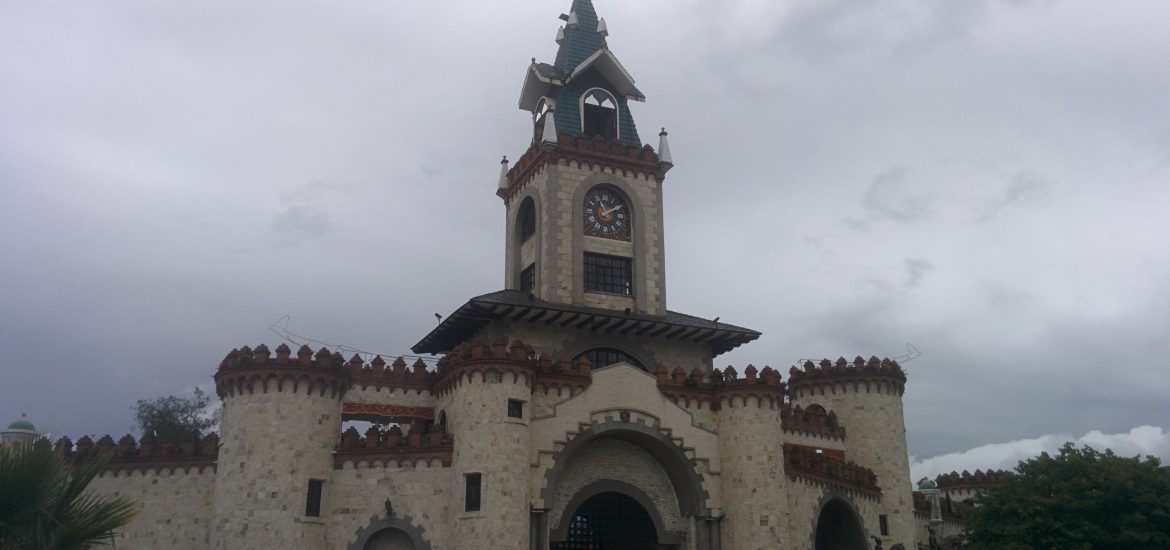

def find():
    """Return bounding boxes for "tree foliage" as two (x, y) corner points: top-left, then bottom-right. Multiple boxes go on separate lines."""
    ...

(0, 439), (137, 549)
(133, 387), (218, 440)
(967, 442), (1170, 550)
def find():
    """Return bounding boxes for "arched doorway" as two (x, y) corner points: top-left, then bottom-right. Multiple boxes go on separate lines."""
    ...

(814, 499), (868, 550)
(551, 491), (658, 550)
(363, 527), (416, 550)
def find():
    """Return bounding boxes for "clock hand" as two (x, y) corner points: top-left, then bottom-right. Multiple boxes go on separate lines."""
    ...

(601, 204), (624, 217)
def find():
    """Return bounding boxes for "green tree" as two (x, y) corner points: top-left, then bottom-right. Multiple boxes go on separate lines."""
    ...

(967, 442), (1170, 550)
(0, 439), (136, 549)
(132, 387), (218, 440)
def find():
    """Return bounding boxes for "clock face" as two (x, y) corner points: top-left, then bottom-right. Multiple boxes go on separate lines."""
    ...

(583, 188), (630, 240)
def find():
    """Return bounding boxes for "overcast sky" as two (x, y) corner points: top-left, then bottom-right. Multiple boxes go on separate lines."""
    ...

(2, 0), (1168, 479)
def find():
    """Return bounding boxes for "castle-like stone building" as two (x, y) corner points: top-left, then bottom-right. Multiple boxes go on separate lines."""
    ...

(69, 2), (922, 548)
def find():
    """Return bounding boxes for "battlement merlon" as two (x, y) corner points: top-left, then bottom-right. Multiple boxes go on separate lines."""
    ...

(56, 433), (219, 475)
(787, 356), (908, 396)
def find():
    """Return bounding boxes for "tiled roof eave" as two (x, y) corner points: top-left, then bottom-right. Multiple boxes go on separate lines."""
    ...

(412, 292), (759, 356)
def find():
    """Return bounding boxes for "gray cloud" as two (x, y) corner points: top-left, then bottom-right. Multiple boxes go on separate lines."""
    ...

(860, 166), (936, 225)
(977, 170), (1052, 222)
(2, 0), (1169, 465)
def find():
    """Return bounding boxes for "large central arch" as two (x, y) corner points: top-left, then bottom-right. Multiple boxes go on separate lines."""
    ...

(551, 482), (663, 549)
(539, 417), (712, 549)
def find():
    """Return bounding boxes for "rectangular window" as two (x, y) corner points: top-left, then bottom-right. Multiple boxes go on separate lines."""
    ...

(583, 253), (632, 295)
(520, 263), (536, 293)
(305, 479), (324, 517)
(508, 399), (524, 419)
(879, 514), (889, 536)
(465, 473), (482, 512)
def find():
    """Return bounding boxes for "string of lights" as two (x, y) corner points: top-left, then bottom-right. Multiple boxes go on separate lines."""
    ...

(267, 315), (440, 367)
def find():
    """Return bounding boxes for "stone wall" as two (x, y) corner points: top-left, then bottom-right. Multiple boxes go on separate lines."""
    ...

(88, 466), (215, 549)
(329, 463), (452, 548)
(786, 477), (885, 548)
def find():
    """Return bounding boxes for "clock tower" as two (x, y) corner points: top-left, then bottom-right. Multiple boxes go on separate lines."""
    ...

(414, 0), (757, 369)
(500, 0), (671, 316)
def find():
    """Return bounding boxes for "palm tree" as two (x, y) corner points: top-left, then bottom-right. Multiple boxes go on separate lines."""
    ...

(0, 438), (136, 549)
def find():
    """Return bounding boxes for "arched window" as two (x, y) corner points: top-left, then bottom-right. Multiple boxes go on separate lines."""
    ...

(575, 347), (645, 371)
(534, 98), (552, 144)
(437, 410), (447, 430)
(518, 196), (536, 242)
(581, 88), (618, 141)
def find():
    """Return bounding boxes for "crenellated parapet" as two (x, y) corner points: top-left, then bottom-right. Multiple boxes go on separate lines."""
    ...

(501, 132), (666, 203)
(431, 338), (539, 395)
(56, 433), (219, 474)
(782, 404), (846, 440)
(913, 491), (974, 521)
(787, 356), (907, 397)
(935, 469), (1012, 490)
(347, 355), (431, 393)
(783, 443), (881, 499)
(654, 364), (785, 410)
(532, 352), (594, 395)
(334, 424), (453, 468)
(215, 344), (351, 399)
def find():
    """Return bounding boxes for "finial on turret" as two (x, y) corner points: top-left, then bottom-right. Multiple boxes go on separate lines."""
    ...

(597, 17), (608, 37)
(497, 156), (509, 193)
(541, 110), (559, 150)
(556, 26), (565, 45)
(566, 11), (579, 29)
(657, 128), (673, 167)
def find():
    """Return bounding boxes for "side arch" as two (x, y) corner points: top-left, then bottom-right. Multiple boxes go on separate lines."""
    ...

(809, 491), (870, 550)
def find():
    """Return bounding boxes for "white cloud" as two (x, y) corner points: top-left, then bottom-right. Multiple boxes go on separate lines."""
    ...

(911, 425), (1170, 481)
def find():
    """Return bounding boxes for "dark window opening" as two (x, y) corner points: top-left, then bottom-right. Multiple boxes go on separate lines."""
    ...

(465, 473), (482, 512)
(520, 264), (536, 293)
(518, 197), (536, 241)
(438, 410), (447, 429)
(305, 479), (324, 517)
(507, 399), (524, 419)
(534, 99), (551, 144)
(576, 348), (645, 371)
(584, 253), (632, 295)
(582, 90), (618, 141)
(879, 514), (889, 536)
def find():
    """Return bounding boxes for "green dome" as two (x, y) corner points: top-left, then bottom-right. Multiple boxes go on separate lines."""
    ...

(917, 478), (938, 491)
(6, 414), (35, 432)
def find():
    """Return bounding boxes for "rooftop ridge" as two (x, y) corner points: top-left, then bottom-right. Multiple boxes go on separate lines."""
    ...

(781, 403), (847, 440)
(654, 363), (785, 411)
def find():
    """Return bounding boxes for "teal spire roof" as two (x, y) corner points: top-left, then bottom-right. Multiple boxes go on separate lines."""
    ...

(518, 0), (646, 145)
(553, 0), (607, 73)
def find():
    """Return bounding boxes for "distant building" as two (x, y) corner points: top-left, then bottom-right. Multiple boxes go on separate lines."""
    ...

(65, 2), (923, 548)
(913, 470), (1012, 549)
(1, 413), (37, 450)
